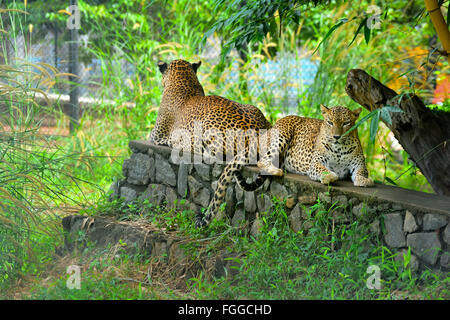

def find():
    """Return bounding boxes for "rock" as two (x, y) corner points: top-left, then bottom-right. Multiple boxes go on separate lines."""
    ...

(257, 194), (272, 213)
(403, 210), (419, 233)
(407, 232), (442, 265)
(235, 186), (243, 202)
(244, 191), (257, 213)
(169, 242), (186, 264)
(348, 197), (359, 207)
(153, 241), (168, 258)
(285, 196), (296, 209)
(286, 184), (298, 198)
(440, 252), (450, 269)
(377, 202), (391, 212)
(139, 184), (166, 206)
(216, 253), (242, 278)
(332, 208), (349, 222)
(63, 215), (153, 256)
(212, 163), (224, 178)
(394, 249), (420, 272)
(195, 163), (210, 181)
(155, 153), (176, 187)
(270, 181), (288, 201)
(422, 214), (447, 231)
(383, 213), (406, 248)
(297, 195), (317, 205)
(120, 186), (137, 203)
(352, 202), (376, 219)
(211, 180), (218, 193)
(369, 219), (381, 236)
(250, 218), (264, 238)
(165, 187), (178, 210)
(123, 153), (154, 185)
(231, 208), (245, 227)
(318, 192), (332, 206)
(193, 188), (210, 208)
(107, 180), (122, 201)
(188, 202), (200, 214)
(289, 204), (303, 233)
(302, 219), (313, 231)
(188, 175), (202, 195)
(225, 187), (235, 217)
(444, 224), (450, 245)
(176, 199), (193, 212)
(177, 163), (190, 197)
(261, 178), (271, 192)
(333, 195), (348, 208)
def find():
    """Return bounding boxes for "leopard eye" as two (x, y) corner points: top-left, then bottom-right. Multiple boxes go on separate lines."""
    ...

(343, 121), (351, 126)
(327, 121), (333, 126)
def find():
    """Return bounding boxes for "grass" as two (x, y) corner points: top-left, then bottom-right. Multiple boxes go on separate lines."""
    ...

(5, 197), (448, 300)
(1, 0), (448, 299)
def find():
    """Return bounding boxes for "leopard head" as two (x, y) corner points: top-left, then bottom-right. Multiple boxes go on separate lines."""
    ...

(320, 104), (362, 143)
(157, 59), (204, 96)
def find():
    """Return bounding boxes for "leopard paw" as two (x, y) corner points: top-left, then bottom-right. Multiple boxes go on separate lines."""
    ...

(353, 176), (374, 187)
(320, 172), (339, 184)
(257, 162), (283, 176)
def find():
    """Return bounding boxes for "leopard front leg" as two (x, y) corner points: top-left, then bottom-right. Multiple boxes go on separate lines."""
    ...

(351, 160), (374, 187)
(308, 155), (339, 185)
(257, 127), (290, 176)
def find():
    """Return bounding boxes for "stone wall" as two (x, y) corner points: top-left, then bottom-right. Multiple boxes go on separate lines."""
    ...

(109, 140), (450, 272)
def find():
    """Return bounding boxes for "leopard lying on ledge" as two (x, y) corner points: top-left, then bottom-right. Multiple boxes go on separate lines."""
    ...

(256, 104), (374, 187)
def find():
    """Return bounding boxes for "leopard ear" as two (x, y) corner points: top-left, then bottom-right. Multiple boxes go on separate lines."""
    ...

(192, 61), (201, 73)
(157, 61), (168, 74)
(320, 104), (329, 114)
(352, 107), (362, 118)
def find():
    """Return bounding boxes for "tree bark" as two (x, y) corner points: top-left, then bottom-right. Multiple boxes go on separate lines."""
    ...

(345, 69), (450, 197)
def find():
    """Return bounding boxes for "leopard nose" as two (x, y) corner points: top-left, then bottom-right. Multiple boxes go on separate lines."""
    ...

(333, 135), (341, 140)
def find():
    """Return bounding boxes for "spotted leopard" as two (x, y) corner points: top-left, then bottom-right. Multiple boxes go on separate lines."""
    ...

(148, 59), (271, 227)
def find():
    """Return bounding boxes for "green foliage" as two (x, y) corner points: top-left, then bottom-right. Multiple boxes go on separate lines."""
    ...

(343, 105), (403, 145)
(206, 0), (330, 60)
(427, 98), (450, 112)
(187, 200), (448, 299)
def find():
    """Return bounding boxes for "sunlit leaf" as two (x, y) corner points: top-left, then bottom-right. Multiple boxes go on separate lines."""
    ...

(313, 18), (350, 54)
(385, 176), (397, 186)
(363, 24), (371, 44)
(348, 17), (368, 47)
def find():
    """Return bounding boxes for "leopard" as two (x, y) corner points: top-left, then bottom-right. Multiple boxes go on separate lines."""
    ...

(148, 59), (271, 227)
(255, 104), (374, 187)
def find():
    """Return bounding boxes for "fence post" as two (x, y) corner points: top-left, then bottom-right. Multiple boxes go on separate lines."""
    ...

(68, 0), (79, 133)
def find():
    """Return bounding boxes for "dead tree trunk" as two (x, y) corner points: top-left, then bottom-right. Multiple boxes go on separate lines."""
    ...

(345, 69), (450, 197)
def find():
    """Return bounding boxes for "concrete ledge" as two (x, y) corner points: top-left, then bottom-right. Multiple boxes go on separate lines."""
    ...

(129, 139), (450, 217)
